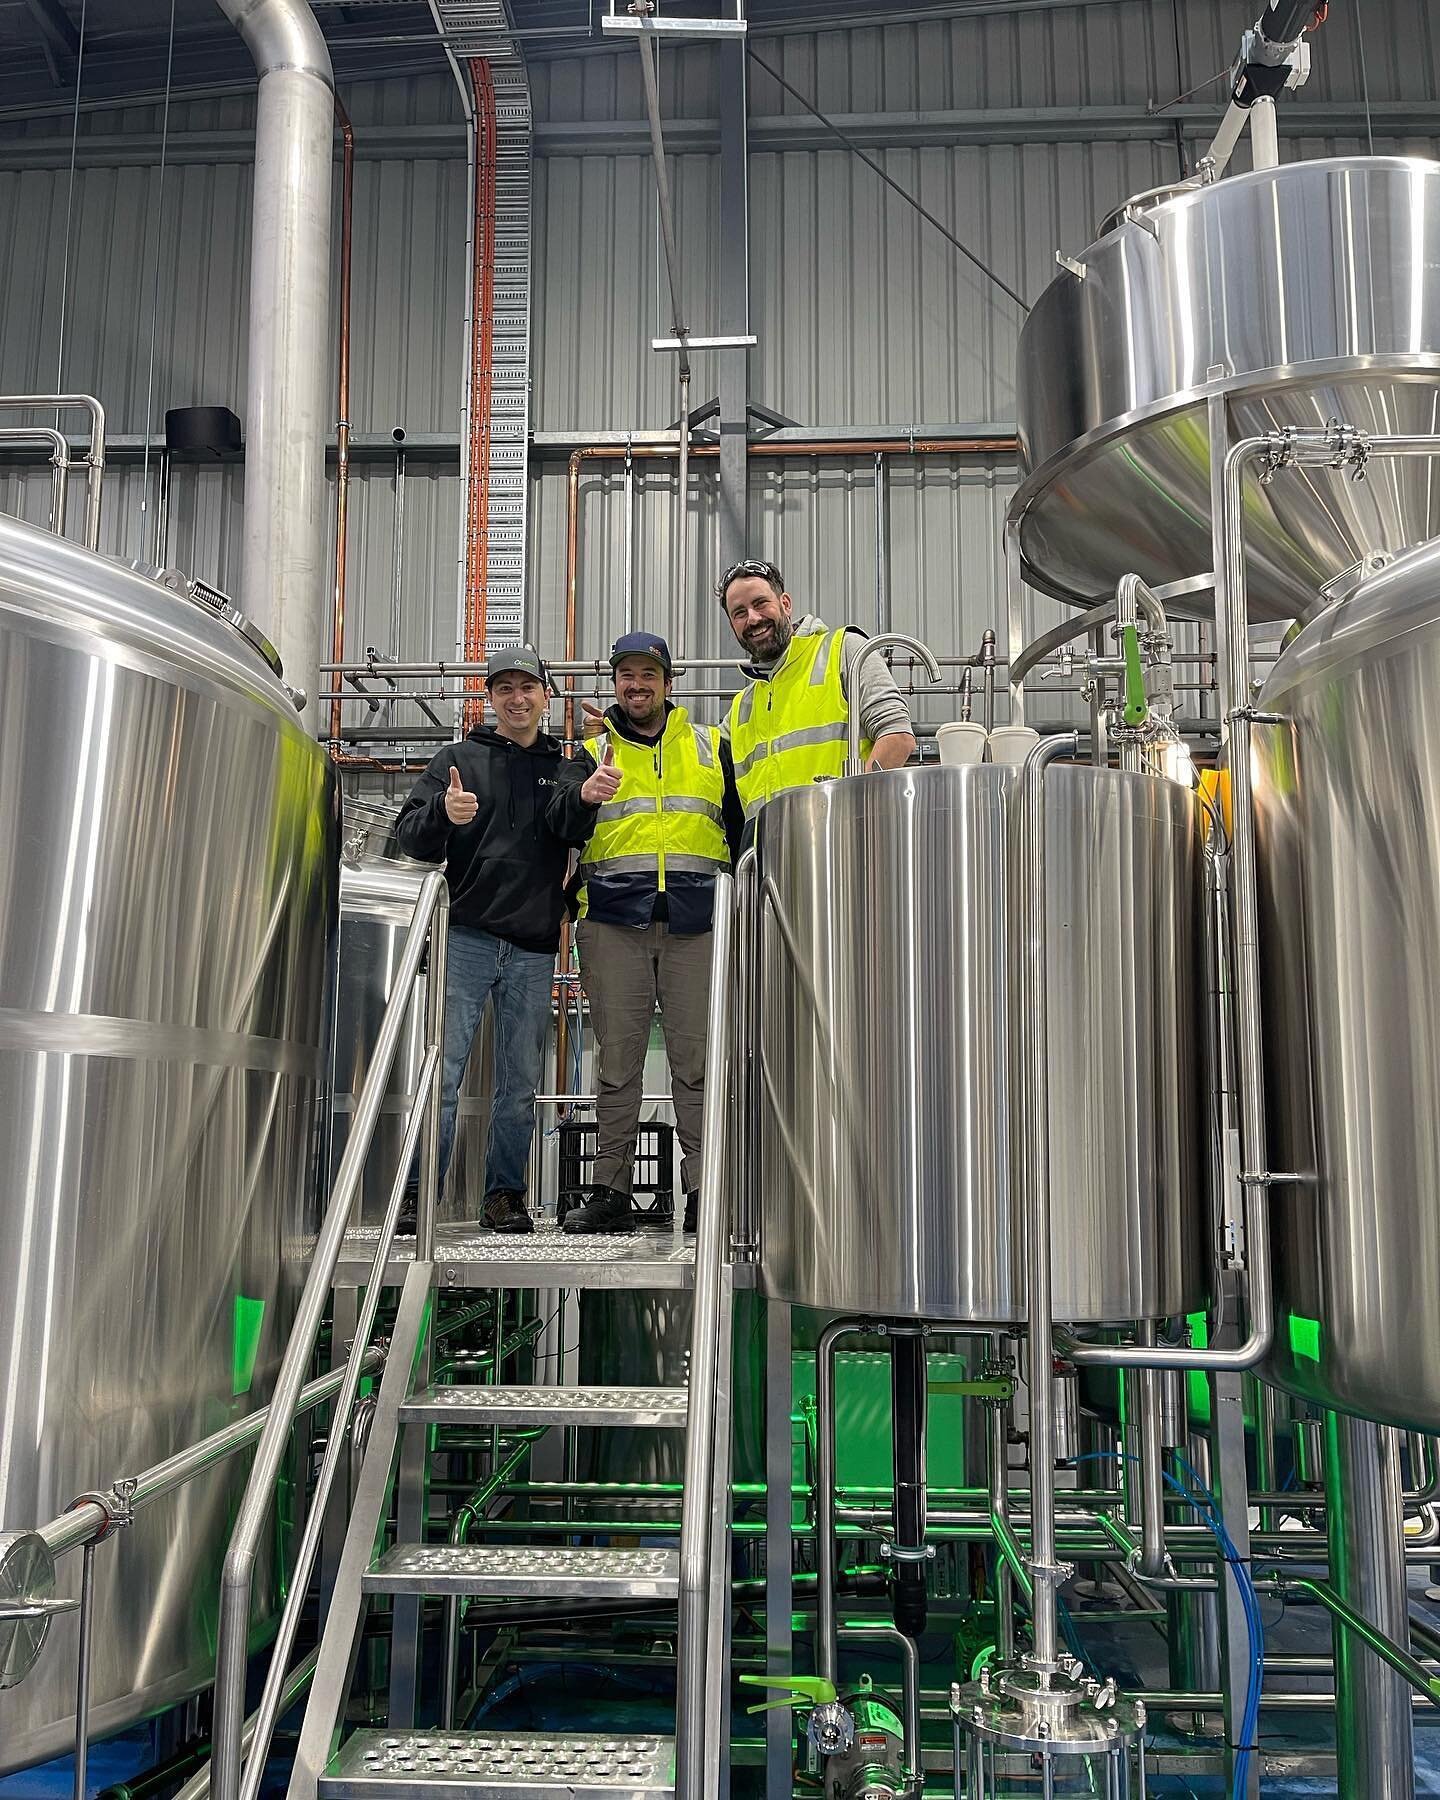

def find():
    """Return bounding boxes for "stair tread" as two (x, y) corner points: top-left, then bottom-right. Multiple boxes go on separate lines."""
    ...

(402, 1384), (688, 1427)
(334, 1223), (694, 1293)
(363, 1542), (680, 1599)
(322, 1730), (674, 1797)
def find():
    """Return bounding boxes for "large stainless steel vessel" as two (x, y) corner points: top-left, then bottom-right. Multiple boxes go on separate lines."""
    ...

(1255, 536), (1440, 1432)
(334, 804), (489, 1222)
(1013, 157), (1440, 619)
(0, 518), (336, 1770)
(755, 764), (1204, 1322)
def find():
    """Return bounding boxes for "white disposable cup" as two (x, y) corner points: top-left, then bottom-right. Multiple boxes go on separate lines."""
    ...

(936, 721), (988, 766)
(987, 725), (1042, 766)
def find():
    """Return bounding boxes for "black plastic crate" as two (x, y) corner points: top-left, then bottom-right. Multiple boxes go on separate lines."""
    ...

(557, 1118), (675, 1221)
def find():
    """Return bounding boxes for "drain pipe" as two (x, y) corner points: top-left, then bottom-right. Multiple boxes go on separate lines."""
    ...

(218, 0), (335, 724)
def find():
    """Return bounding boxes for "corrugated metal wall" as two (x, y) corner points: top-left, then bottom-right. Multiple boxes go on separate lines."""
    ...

(0, 4), (1435, 731)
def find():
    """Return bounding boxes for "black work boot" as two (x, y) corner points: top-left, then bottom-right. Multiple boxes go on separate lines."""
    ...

(481, 1189), (534, 1234)
(682, 1191), (698, 1235)
(562, 1185), (636, 1234)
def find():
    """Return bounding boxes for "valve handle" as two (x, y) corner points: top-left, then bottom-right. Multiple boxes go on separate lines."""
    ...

(737, 1674), (837, 1715)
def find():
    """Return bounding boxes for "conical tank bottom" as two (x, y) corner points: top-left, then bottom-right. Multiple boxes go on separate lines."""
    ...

(1013, 157), (1440, 620)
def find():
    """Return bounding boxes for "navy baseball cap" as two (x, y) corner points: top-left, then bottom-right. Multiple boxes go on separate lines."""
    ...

(609, 631), (673, 676)
(487, 645), (548, 686)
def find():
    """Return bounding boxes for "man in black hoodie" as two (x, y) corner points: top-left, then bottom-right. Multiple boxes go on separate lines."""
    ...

(395, 647), (616, 1232)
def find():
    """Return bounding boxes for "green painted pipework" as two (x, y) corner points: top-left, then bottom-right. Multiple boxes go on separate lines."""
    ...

(1121, 623), (1149, 726)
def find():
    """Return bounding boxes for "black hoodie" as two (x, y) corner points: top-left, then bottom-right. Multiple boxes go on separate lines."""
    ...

(395, 725), (599, 953)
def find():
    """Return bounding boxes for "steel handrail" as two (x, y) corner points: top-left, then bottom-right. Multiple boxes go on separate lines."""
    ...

(675, 870), (737, 1796)
(0, 394), (104, 547)
(34, 1354), (384, 1563)
(0, 427), (69, 534)
(211, 870), (449, 1800)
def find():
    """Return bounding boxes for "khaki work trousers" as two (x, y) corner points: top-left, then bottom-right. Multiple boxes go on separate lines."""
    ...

(576, 917), (713, 1198)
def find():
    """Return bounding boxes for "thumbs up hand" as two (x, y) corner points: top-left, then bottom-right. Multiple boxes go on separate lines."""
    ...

(444, 763), (479, 826)
(580, 739), (623, 806)
(580, 700), (608, 740)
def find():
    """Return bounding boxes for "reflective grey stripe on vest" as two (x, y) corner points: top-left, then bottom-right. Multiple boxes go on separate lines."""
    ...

(582, 851), (726, 878)
(734, 682), (759, 728)
(580, 853), (661, 879)
(810, 632), (838, 684)
(596, 795), (660, 823)
(733, 710), (847, 779)
(661, 796), (724, 823)
(693, 728), (716, 768)
(664, 853), (728, 874)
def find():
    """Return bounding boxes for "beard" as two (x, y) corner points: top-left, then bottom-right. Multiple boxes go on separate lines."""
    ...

(621, 693), (665, 728)
(744, 613), (793, 664)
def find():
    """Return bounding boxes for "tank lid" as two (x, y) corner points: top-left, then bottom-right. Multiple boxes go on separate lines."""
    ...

(1094, 171), (1210, 238)
(1264, 534), (1440, 702)
(130, 561), (295, 699)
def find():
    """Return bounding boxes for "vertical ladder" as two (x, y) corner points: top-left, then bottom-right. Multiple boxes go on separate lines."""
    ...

(435, 2), (531, 651)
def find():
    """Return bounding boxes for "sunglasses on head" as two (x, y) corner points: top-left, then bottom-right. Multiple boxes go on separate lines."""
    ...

(717, 558), (784, 597)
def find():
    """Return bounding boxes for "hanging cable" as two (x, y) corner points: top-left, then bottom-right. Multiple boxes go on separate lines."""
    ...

(1169, 0), (1189, 177)
(745, 47), (1029, 313)
(53, 0), (90, 403)
(139, 0), (179, 562)
(1355, 0), (1375, 154)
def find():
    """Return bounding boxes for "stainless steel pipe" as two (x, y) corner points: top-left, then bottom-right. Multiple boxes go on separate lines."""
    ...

(1325, 1414), (1418, 1795)
(845, 632), (940, 772)
(1017, 730), (1080, 1677)
(218, 0), (334, 720)
(0, 395), (103, 546)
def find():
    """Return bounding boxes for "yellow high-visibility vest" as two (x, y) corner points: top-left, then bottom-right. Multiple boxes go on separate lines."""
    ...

(727, 628), (872, 820)
(577, 707), (729, 917)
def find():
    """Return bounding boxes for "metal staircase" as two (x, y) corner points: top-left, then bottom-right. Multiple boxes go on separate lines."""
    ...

(209, 881), (741, 1800)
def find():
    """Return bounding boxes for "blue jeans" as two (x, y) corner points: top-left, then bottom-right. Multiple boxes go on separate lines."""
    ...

(438, 925), (554, 1199)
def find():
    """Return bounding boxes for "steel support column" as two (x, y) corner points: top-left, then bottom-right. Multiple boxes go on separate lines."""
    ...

(764, 1300), (794, 1798)
(716, 39), (750, 591)
(1327, 1411), (1415, 1798)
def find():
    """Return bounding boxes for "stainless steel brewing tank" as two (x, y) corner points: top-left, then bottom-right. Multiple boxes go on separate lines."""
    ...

(1013, 157), (1440, 620)
(0, 518), (336, 1771)
(333, 805), (491, 1222)
(1254, 535), (1440, 1432)
(755, 764), (1203, 1322)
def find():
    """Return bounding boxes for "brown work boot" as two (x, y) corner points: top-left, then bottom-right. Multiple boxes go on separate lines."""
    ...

(481, 1189), (534, 1233)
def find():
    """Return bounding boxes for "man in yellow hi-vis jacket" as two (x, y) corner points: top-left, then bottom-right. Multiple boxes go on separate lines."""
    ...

(718, 557), (916, 827)
(564, 632), (743, 1236)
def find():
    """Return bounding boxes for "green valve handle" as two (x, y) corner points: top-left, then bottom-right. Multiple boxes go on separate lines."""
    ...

(1121, 624), (1149, 728)
(738, 1674), (837, 1715)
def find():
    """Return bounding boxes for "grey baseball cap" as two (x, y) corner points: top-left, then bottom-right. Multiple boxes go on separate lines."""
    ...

(486, 645), (549, 686)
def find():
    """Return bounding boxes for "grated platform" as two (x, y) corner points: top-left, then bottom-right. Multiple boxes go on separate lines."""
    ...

(321, 1729), (675, 1798)
(362, 1543), (681, 1600)
(401, 1384), (688, 1429)
(333, 1222), (696, 1292)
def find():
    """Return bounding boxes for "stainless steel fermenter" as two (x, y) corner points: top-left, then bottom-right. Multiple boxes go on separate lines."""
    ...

(0, 517), (337, 1770)
(1255, 535), (1440, 1433)
(753, 762), (1204, 1323)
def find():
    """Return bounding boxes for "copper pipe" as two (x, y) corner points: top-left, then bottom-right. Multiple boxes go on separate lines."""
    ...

(328, 97), (355, 750)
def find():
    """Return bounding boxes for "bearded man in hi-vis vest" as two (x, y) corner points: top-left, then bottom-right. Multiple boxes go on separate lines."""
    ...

(718, 558), (917, 826)
(563, 632), (744, 1236)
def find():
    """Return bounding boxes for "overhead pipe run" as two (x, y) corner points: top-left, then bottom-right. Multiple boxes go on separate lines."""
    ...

(219, 0), (335, 725)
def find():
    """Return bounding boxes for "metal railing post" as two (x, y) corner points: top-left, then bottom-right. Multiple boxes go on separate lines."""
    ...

(675, 871), (737, 1796)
